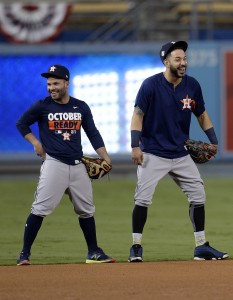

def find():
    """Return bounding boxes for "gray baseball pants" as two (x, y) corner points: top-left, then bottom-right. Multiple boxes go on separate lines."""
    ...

(134, 153), (205, 206)
(31, 154), (95, 218)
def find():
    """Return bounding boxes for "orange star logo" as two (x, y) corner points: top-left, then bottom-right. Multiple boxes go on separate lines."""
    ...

(62, 131), (71, 141)
(180, 95), (196, 111)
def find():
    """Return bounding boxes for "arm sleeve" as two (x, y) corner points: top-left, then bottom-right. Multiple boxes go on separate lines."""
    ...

(16, 101), (42, 137)
(81, 103), (105, 150)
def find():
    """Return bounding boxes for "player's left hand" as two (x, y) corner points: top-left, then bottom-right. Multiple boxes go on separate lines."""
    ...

(184, 139), (217, 164)
(81, 156), (112, 179)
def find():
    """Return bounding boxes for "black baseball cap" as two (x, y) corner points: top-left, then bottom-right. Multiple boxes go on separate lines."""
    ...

(41, 64), (70, 81)
(160, 41), (188, 63)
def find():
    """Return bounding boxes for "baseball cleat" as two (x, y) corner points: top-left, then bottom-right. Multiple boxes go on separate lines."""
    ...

(17, 251), (31, 266)
(128, 244), (143, 262)
(194, 241), (229, 260)
(86, 248), (116, 264)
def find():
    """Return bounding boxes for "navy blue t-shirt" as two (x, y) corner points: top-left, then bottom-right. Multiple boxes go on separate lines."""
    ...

(135, 72), (205, 159)
(16, 96), (104, 165)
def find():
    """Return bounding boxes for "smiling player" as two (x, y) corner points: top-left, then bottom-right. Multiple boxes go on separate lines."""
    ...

(16, 64), (115, 265)
(128, 41), (229, 262)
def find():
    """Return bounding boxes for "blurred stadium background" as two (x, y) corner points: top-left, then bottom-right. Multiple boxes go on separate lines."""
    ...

(0, 0), (233, 177)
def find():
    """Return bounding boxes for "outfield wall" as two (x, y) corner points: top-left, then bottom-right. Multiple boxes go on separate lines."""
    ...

(0, 41), (232, 163)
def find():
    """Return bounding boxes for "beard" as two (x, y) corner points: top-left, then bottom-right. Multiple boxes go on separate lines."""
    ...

(50, 88), (66, 101)
(170, 64), (186, 78)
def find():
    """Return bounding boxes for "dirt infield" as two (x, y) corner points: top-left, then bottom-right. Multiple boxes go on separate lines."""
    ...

(1, 260), (233, 300)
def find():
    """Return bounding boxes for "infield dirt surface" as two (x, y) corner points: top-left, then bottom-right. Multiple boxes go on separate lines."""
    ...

(1, 260), (233, 300)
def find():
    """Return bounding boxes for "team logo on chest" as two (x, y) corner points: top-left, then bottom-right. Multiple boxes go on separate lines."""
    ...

(47, 112), (82, 141)
(62, 132), (71, 141)
(180, 95), (196, 111)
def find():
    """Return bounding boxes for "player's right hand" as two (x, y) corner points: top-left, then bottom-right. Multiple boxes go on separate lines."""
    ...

(34, 141), (46, 160)
(131, 147), (143, 165)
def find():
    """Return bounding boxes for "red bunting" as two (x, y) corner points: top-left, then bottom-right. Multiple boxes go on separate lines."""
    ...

(0, 3), (72, 44)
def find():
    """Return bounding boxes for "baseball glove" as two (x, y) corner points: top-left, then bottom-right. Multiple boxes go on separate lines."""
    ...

(81, 156), (112, 179)
(184, 139), (217, 164)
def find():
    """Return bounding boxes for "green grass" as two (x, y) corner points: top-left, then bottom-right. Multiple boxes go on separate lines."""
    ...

(0, 177), (232, 265)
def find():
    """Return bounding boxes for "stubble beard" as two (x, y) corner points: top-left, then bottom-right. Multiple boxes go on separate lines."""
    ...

(50, 88), (66, 102)
(170, 65), (186, 78)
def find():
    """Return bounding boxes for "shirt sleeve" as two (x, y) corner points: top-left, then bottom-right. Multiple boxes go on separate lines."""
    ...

(16, 101), (42, 137)
(81, 103), (105, 150)
(192, 79), (206, 117)
(135, 77), (154, 114)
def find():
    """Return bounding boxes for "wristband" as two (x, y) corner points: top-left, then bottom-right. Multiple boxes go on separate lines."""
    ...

(131, 130), (141, 148)
(204, 127), (218, 144)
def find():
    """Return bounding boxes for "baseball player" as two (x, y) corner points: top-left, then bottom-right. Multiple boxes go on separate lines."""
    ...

(16, 64), (116, 265)
(128, 41), (229, 262)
